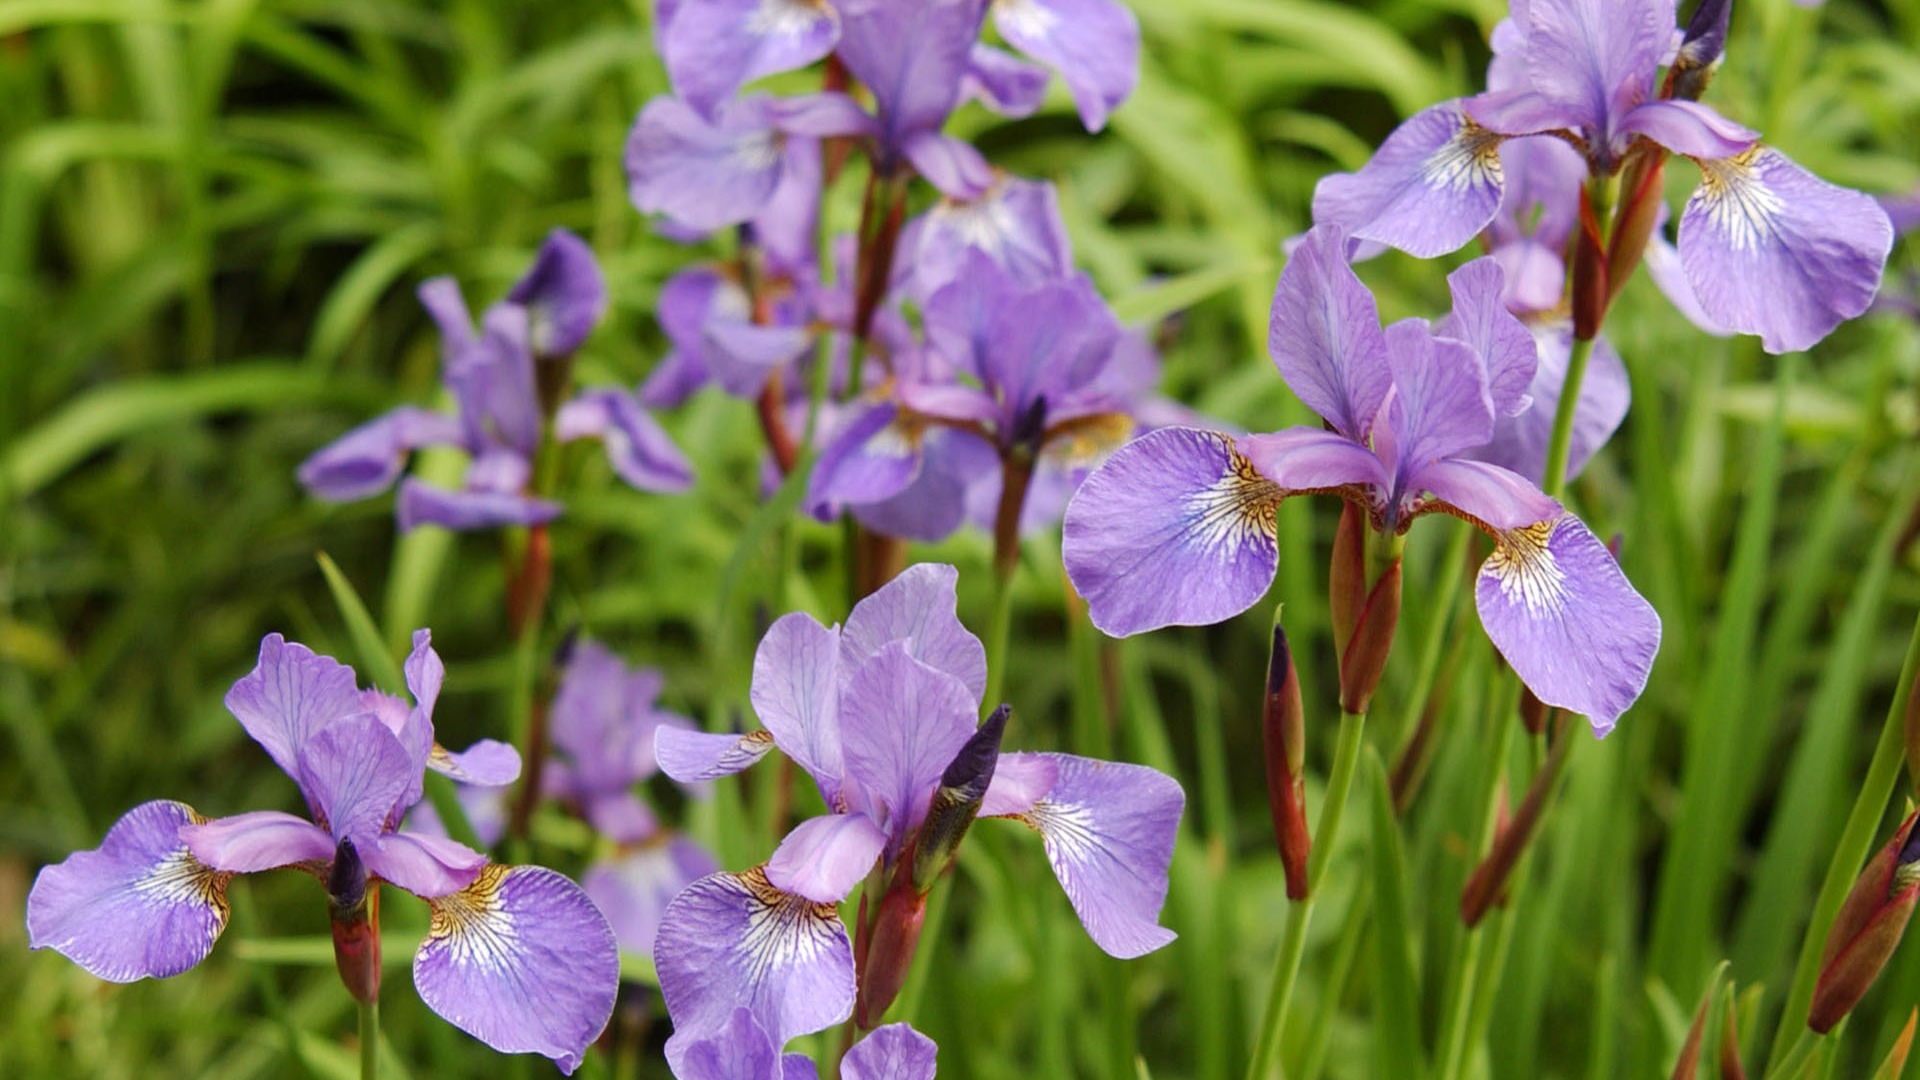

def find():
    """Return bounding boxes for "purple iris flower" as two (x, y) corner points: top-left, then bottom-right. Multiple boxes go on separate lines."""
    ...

(299, 230), (693, 530)
(655, 0), (842, 120)
(542, 639), (722, 958)
(674, 1008), (936, 1080)
(26, 632), (620, 1073)
(647, 564), (1182, 1061)
(1313, 0), (1893, 353)
(1063, 226), (1661, 733)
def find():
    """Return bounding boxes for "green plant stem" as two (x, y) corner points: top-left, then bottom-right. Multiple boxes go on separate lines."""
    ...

(1767, 1029), (1820, 1080)
(1541, 334), (1597, 499)
(1767, 604), (1920, 1068)
(359, 997), (379, 1080)
(1245, 709), (1368, 1080)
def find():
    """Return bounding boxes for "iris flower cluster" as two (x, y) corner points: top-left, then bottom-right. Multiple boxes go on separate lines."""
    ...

(649, 565), (1183, 1070)
(27, 632), (620, 1073)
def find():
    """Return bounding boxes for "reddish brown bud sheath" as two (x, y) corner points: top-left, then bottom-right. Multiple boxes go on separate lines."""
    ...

(1338, 557), (1401, 716)
(1519, 687), (1551, 737)
(1461, 733), (1571, 927)
(1263, 626), (1311, 900)
(1606, 155), (1668, 309)
(1718, 995), (1747, 1080)
(1329, 502), (1367, 663)
(1903, 665), (1920, 796)
(1810, 811), (1920, 1033)
(855, 872), (928, 1030)
(327, 838), (381, 1005)
(1571, 189), (1610, 343)
(912, 705), (1009, 893)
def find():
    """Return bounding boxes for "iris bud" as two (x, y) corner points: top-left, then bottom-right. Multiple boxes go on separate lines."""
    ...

(1669, 0), (1732, 102)
(1263, 625), (1311, 900)
(327, 838), (381, 1005)
(911, 705), (1010, 893)
(1809, 811), (1920, 1033)
(855, 875), (928, 1030)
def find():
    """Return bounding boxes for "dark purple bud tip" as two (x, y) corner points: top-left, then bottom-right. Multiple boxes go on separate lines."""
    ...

(911, 705), (1011, 892)
(328, 837), (368, 914)
(1672, 0), (1732, 100)
(1013, 396), (1050, 454)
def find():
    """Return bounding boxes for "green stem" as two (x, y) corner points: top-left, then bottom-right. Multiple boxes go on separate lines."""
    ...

(1767, 1028), (1821, 1080)
(1245, 709), (1369, 1080)
(1767, 604), (1920, 1068)
(1541, 334), (1597, 499)
(359, 997), (379, 1080)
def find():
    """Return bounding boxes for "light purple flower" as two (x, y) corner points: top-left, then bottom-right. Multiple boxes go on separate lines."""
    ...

(300, 230), (692, 530)
(989, 0), (1140, 132)
(1062, 226), (1660, 732)
(1312, 0), (1892, 353)
(651, 565), (1182, 1059)
(833, 0), (993, 195)
(26, 632), (619, 1073)
(657, 0), (842, 119)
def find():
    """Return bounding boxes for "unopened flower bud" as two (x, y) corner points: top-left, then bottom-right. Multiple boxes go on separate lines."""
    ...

(1338, 557), (1401, 716)
(1329, 503), (1367, 663)
(327, 838), (381, 1005)
(1607, 156), (1667, 308)
(1669, 0), (1732, 102)
(1571, 190), (1611, 342)
(855, 873), (928, 1030)
(1263, 625), (1311, 900)
(1519, 687), (1551, 737)
(911, 705), (1009, 893)
(1809, 811), (1920, 1033)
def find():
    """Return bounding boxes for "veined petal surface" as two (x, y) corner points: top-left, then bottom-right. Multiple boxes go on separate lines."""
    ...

(842, 1023), (940, 1080)
(841, 563), (988, 704)
(1310, 103), (1505, 259)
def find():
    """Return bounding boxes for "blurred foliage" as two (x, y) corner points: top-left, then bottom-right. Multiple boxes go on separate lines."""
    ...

(4, 0), (1920, 1077)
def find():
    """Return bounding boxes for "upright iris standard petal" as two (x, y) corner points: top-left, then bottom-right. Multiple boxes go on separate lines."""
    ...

(1267, 226), (1394, 439)
(414, 864), (619, 1074)
(296, 714), (418, 843)
(1472, 326), (1630, 486)
(1310, 102), (1506, 259)
(1382, 326), (1496, 495)
(676, 1007), (789, 1080)
(1474, 515), (1661, 734)
(841, 563), (988, 703)
(1062, 427), (1285, 637)
(582, 837), (720, 957)
(507, 229), (608, 358)
(656, 728), (779, 783)
(298, 407), (464, 501)
(1515, 0), (1672, 140)
(660, 0), (840, 118)
(838, 643), (978, 845)
(842, 1023), (941, 1080)
(751, 612), (845, 799)
(224, 633), (364, 780)
(835, 0), (985, 154)
(27, 800), (233, 982)
(991, 0), (1140, 132)
(555, 389), (696, 493)
(626, 95), (788, 231)
(990, 753), (1182, 959)
(1678, 146), (1894, 353)
(656, 868), (856, 1069)
(1438, 259), (1537, 416)
(765, 813), (889, 903)
(910, 175), (1073, 298)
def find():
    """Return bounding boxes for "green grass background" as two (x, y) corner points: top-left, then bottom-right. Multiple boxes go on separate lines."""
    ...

(4, 0), (1920, 1076)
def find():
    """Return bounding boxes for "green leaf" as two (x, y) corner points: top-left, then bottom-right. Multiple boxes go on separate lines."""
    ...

(1366, 747), (1424, 1080)
(315, 551), (405, 694)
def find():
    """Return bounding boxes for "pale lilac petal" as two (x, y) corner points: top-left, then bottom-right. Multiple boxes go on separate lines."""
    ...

(839, 642), (978, 847)
(1517, 0), (1672, 139)
(508, 229), (607, 358)
(460, 304), (542, 455)
(851, 426), (999, 543)
(582, 837), (720, 958)
(416, 865), (619, 1074)
(656, 727), (777, 783)
(1472, 324), (1630, 485)
(27, 800), (232, 982)
(902, 131), (994, 199)
(1475, 514), (1661, 734)
(1236, 427), (1388, 494)
(978, 753), (1059, 817)
(1645, 225), (1732, 336)
(1438, 258), (1537, 416)
(405, 784), (510, 850)
(835, 0), (985, 146)
(428, 740), (522, 787)
(224, 633), (364, 780)
(1062, 427), (1283, 637)
(640, 347), (715, 408)
(464, 446), (533, 494)
(1618, 99), (1756, 160)
(810, 402), (923, 509)
(296, 713), (417, 843)
(299, 407), (464, 502)
(842, 1023), (940, 1080)
(765, 813), (889, 903)
(677, 1007), (787, 1080)
(364, 830), (487, 898)
(1679, 147), (1894, 353)
(755, 136), (826, 274)
(555, 388), (695, 492)
(661, 0), (840, 118)
(910, 175), (1073, 298)
(181, 810), (334, 873)
(1409, 457), (1562, 532)
(1267, 226), (1393, 439)
(767, 91), (882, 139)
(963, 44), (1048, 118)
(994, 752), (1182, 959)
(1462, 87), (1585, 140)
(894, 381), (999, 426)
(752, 612), (846, 800)
(419, 277), (476, 362)
(657, 868), (855, 1068)
(1383, 324), (1495, 489)
(841, 562), (988, 703)
(993, 0), (1139, 132)
(702, 320), (816, 398)
(1487, 133), (1584, 258)
(627, 95), (786, 231)
(396, 479), (561, 532)
(585, 791), (659, 845)
(1310, 103), (1505, 259)
(1491, 239), (1568, 315)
